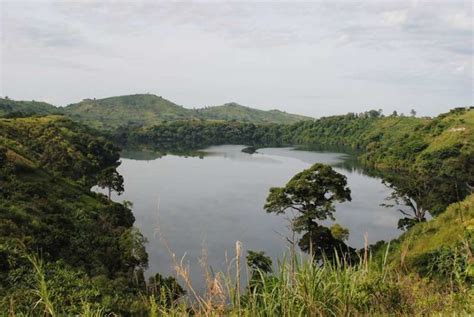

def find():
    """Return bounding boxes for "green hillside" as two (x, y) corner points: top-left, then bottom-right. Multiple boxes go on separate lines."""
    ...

(64, 94), (193, 129)
(0, 116), (152, 314)
(0, 98), (61, 117)
(64, 94), (312, 129)
(387, 193), (473, 275)
(196, 102), (311, 124)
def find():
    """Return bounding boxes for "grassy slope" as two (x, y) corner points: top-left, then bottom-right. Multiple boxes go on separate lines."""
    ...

(0, 98), (61, 116)
(388, 193), (474, 272)
(64, 94), (194, 129)
(64, 94), (312, 129)
(361, 109), (474, 170)
(197, 102), (311, 124)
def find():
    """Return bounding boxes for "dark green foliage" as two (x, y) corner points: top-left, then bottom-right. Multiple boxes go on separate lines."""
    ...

(0, 146), (6, 168)
(148, 273), (186, 307)
(246, 250), (273, 293)
(0, 98), (61, 117)
(298, 222), (356, 263)
(247, 250), (273, 275)
(330, 223), (349, 241)
(115, 120), (289, 151)
(264, 164), (352, 226)
(241, 146), (257, 154)
(97, 166), (125, 199)
(264, 164), (353, 261)
(0, 115), (183, 314)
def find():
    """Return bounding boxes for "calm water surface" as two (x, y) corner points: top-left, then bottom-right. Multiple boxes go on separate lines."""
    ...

(103, 145), (402, 289)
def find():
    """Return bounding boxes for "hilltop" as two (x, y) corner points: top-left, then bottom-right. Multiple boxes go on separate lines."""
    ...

(0, 98), (61, 117)
(195, 102), (311, 124)
(64, 94), (193, 129)
(0, 94), (312, 129)
(63, 94), (312, 129)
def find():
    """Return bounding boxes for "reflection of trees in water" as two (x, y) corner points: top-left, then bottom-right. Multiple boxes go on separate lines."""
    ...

(121, 148), (207, 161)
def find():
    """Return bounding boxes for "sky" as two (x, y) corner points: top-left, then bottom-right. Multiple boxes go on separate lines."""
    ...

(0, 0), (472, 117)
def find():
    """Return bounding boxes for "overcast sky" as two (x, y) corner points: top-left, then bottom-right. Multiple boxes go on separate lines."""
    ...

(0, 0), (472, 117)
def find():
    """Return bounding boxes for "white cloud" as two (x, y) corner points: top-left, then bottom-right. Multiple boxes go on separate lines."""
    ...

(382, 10), (408, 27)
(0, 0), (472, 117)
(446, 12), (473, 30)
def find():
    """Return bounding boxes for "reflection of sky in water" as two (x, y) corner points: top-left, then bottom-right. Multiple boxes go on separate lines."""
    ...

(101, 145), (402, 292)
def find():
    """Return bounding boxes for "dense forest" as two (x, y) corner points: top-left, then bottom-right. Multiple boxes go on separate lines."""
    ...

(0, 101), (472, 315)
(0, 116), (182, 315)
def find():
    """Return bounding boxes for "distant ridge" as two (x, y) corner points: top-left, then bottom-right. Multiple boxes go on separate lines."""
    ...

(63, 94), (313, 129)
(0, 94), (313, 129)
(195, 102), (310, 124)
(0, 98), (61, 117)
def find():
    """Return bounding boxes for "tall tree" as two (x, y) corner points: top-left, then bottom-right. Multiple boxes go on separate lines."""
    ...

(264, 163), (352, 260)
(97, 167), (124, 200)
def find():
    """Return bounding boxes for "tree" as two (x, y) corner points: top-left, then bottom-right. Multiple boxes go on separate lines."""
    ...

(410, 109), (417, 117)
(97, 167), (124, 199)
(247, 250), (272, 275)
(0, 146), (7, 168)
(147, 273), (185, 306)
(382, 173), (432, 230)
(330, 223), (349, 241)
(298, 222), (356, 263)
(264, 164), (352, 259)
(246, 250), (273, 291)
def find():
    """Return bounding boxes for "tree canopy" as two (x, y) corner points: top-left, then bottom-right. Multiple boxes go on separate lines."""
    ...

(264, 163), (353, 261)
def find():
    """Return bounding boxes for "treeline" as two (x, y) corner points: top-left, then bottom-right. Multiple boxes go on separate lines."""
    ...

(113, 120), (290, 151)
(113, 108), (473, 216)
(0, 116), (178, 314)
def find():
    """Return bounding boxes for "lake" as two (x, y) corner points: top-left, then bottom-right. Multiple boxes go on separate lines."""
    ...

(101, 145), (402, 290)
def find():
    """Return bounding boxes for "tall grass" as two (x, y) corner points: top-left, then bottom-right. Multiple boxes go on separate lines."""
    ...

(8, 241), (473, 316)
(145, 241), (472, 316)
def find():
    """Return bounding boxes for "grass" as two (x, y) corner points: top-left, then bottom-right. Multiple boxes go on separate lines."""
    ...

(389, 193), (474, 271)
(13, 206), (474, 317)
(14, 227), (473, 316)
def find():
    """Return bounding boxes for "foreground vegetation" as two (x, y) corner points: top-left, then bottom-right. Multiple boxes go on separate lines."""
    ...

(0, 100), (472, 315)
(0, 116), (178, 314)
(6, 193), (473, 315)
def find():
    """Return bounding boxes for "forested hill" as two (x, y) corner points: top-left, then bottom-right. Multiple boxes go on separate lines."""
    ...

(64, 94), (192, 129)
(0, 97), (61, 117)
(195, 102), (310, 124)
(0, 95), (311, 128)
(0, 116), (153, 314)
(63, 94), (311, 129)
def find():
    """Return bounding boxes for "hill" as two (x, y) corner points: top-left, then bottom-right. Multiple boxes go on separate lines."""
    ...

(64, 94), (312, 129)
(64, 94), (193, 129)
(196, 102), (311, 124)
(0, 116), (152, 314)
(387, 193), (473, 275)
(0, 98), (61, 117)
